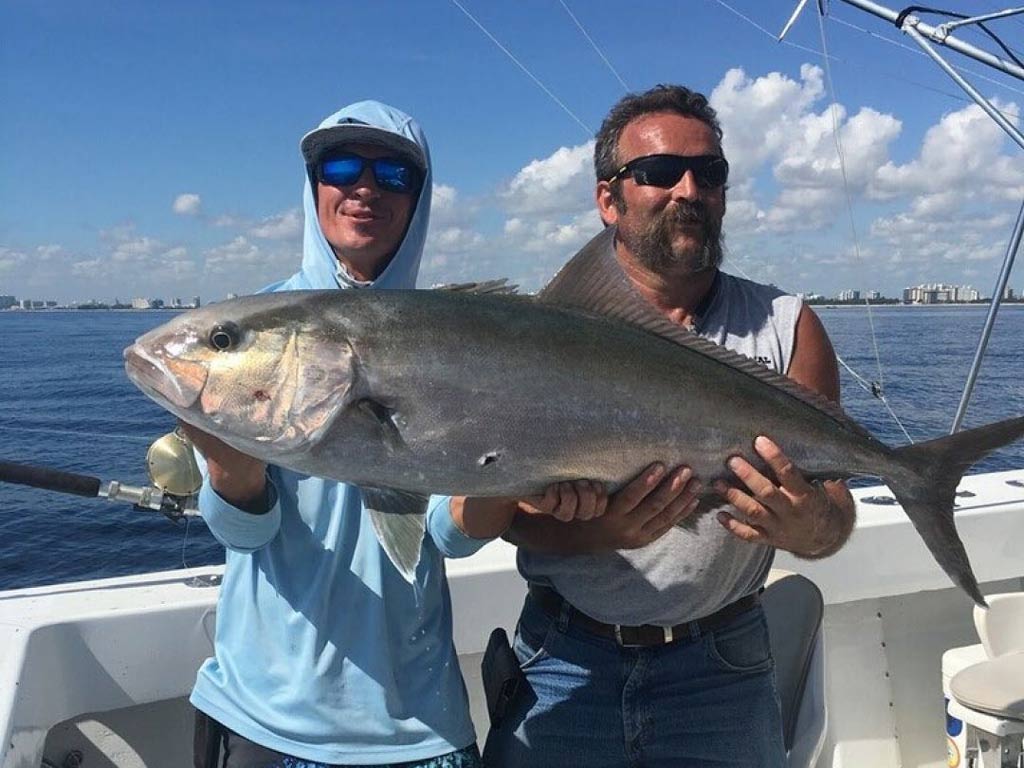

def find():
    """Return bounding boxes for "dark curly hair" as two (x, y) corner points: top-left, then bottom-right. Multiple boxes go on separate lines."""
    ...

(594, 84), (723, 183)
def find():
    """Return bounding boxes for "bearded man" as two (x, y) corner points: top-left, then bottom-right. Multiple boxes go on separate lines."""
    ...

(482, 85), (857, 768)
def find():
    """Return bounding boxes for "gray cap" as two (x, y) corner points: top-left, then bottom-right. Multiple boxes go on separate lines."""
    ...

(300, 120), (426, 172)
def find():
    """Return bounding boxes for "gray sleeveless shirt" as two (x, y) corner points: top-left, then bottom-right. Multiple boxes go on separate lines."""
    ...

(518, 254), (804, 626)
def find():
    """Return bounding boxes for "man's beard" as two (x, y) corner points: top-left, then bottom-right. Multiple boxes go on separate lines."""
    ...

(618, 199), (724, 275)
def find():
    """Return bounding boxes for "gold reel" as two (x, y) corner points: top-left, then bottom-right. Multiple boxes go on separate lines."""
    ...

(146, 428), (202, 496)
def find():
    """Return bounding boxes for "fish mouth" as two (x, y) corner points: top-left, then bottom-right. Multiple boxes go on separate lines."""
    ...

(123, 344), (206, 410)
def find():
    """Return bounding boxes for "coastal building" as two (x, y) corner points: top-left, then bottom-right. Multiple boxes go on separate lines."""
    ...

(902, 283), (980, 304)
(0, 295), (16, 309)
(838, 289), (860, 302)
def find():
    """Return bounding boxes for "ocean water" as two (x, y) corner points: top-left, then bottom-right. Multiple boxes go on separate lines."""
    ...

(1, 305), (1022, 591)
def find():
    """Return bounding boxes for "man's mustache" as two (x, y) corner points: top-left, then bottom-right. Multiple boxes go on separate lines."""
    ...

(667, 200), (709, 225)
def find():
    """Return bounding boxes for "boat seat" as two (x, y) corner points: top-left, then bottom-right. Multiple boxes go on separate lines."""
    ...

(946, 591), (1024, 767)
(976, 591), (1024, 659)
(762, 570), (826, 768)
(950, 650), (1024, 722)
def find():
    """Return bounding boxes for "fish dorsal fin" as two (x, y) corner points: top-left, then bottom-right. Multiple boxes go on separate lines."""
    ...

(538, 227), (863, 433)
(434, 278), (519, 295)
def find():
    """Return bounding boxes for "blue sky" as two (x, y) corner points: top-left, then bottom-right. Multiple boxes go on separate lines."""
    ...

(2, 0), (1022, 303)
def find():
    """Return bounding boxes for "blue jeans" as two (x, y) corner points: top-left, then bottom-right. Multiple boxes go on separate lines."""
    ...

(482, 592), (785, 768)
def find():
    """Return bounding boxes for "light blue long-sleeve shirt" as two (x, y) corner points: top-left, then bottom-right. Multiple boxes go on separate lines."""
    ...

(191, 475), (485, 764)
(190, 101), (492, 764)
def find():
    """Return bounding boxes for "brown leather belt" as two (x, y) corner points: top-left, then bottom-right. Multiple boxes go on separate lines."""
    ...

(528, 584), (759, 648)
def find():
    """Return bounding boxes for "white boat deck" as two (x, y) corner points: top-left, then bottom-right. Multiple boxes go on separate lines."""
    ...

(2, 470), (1022, 768)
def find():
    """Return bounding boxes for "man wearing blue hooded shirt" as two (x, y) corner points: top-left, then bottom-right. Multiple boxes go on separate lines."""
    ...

(184, 101), (508, 768)
(184, 99), (694, 768)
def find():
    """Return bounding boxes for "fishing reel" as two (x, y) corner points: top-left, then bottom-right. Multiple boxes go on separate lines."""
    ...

(92, 427), (202, 521)
(145, 429), (203, 506)
(0, 427), (202, 521)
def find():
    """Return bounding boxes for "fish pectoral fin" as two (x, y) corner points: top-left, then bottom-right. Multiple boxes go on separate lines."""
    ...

(362, 486), (431, 516)
(354, 399), (408, 455)
(362, 487), (429, 582)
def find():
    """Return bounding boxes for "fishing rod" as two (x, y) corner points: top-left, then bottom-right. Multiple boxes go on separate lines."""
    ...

(0, 429), (202, 521)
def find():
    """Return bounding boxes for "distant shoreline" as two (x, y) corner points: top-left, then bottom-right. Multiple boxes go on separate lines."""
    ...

(4, 301), (1022, 313)
(811, 302), (1024, 309)
(1, 306), (189, 313)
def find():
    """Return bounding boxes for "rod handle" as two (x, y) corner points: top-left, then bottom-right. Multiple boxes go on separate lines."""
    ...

(0, 460), (101, 498)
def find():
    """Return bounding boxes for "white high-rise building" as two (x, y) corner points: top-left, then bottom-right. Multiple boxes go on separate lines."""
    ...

(902, 283), (980, 303)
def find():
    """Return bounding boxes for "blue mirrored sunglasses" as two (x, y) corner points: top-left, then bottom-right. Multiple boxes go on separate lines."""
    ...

(317, 154), (422, 194)
(606, 154), (729, 190)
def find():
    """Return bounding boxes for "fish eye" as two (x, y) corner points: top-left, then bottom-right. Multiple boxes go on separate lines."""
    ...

(209, 323), (241, 352)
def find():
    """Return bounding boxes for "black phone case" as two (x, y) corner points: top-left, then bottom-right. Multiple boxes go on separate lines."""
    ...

(481, 627), (523, 727)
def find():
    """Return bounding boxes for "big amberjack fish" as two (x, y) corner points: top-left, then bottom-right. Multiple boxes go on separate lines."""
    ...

(124, 230), (1024, 600)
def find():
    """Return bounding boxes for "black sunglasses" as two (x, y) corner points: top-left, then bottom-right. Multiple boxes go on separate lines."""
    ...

(317, 153), (422, 194)
(606, 154), (729, 190)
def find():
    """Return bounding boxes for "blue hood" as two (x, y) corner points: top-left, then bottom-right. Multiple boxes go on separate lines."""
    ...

(269, 101), (432, 292)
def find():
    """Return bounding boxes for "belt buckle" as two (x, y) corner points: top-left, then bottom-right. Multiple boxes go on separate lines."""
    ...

(613, 624), (674, 647)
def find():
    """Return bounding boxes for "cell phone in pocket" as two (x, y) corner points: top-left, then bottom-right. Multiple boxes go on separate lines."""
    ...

(481, 627), (524, 728)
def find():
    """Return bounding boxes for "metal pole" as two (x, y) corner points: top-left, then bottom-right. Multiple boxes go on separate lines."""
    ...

(949, 197), (1024, 434)
(940, 7), (1024, 34)
(884, 25), (1024, 432)
(836, 0), (1024, 81)
(905, 27), (1024, 152)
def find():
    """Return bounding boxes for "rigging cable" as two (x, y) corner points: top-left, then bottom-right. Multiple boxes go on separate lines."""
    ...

(0, 424), (154, 443)
(181, 514), (193, 570)
(714, 0), (832, 58)
(557, 0), (629, 91)
(829, 16), (1024, 103)
(448, 0), (592, 136)
(715, 0), (1024, 114)
(835, 355), (917, 443)
(815, 5), (916, 443)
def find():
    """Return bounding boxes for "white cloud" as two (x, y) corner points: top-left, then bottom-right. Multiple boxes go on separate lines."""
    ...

(712, 64), (827, 179)
(872, 101), (1024, 203)
(0, 247), (28, 274)
(248, 208), (303, 240)
(427, 226), (484, 253)
(713, 66), (903, 233)
(36, 244), (66, 260)
(199, 236), (298, 294)
(212, 213), (247, 228)
(500, 142), (594, 217)
(203, 236), (263, 271)
(431, 183), (475, 228)
(8, 68), (1024, 303)
(173, 193), (202, 216)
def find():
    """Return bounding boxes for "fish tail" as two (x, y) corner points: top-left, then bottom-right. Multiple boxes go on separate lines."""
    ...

(887, 415), (1024, 607)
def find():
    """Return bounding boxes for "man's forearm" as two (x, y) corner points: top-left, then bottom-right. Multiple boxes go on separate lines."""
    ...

(208, 465), (270, 514)
(449, 496), (519, 539)
(792, 480), (856, 559)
